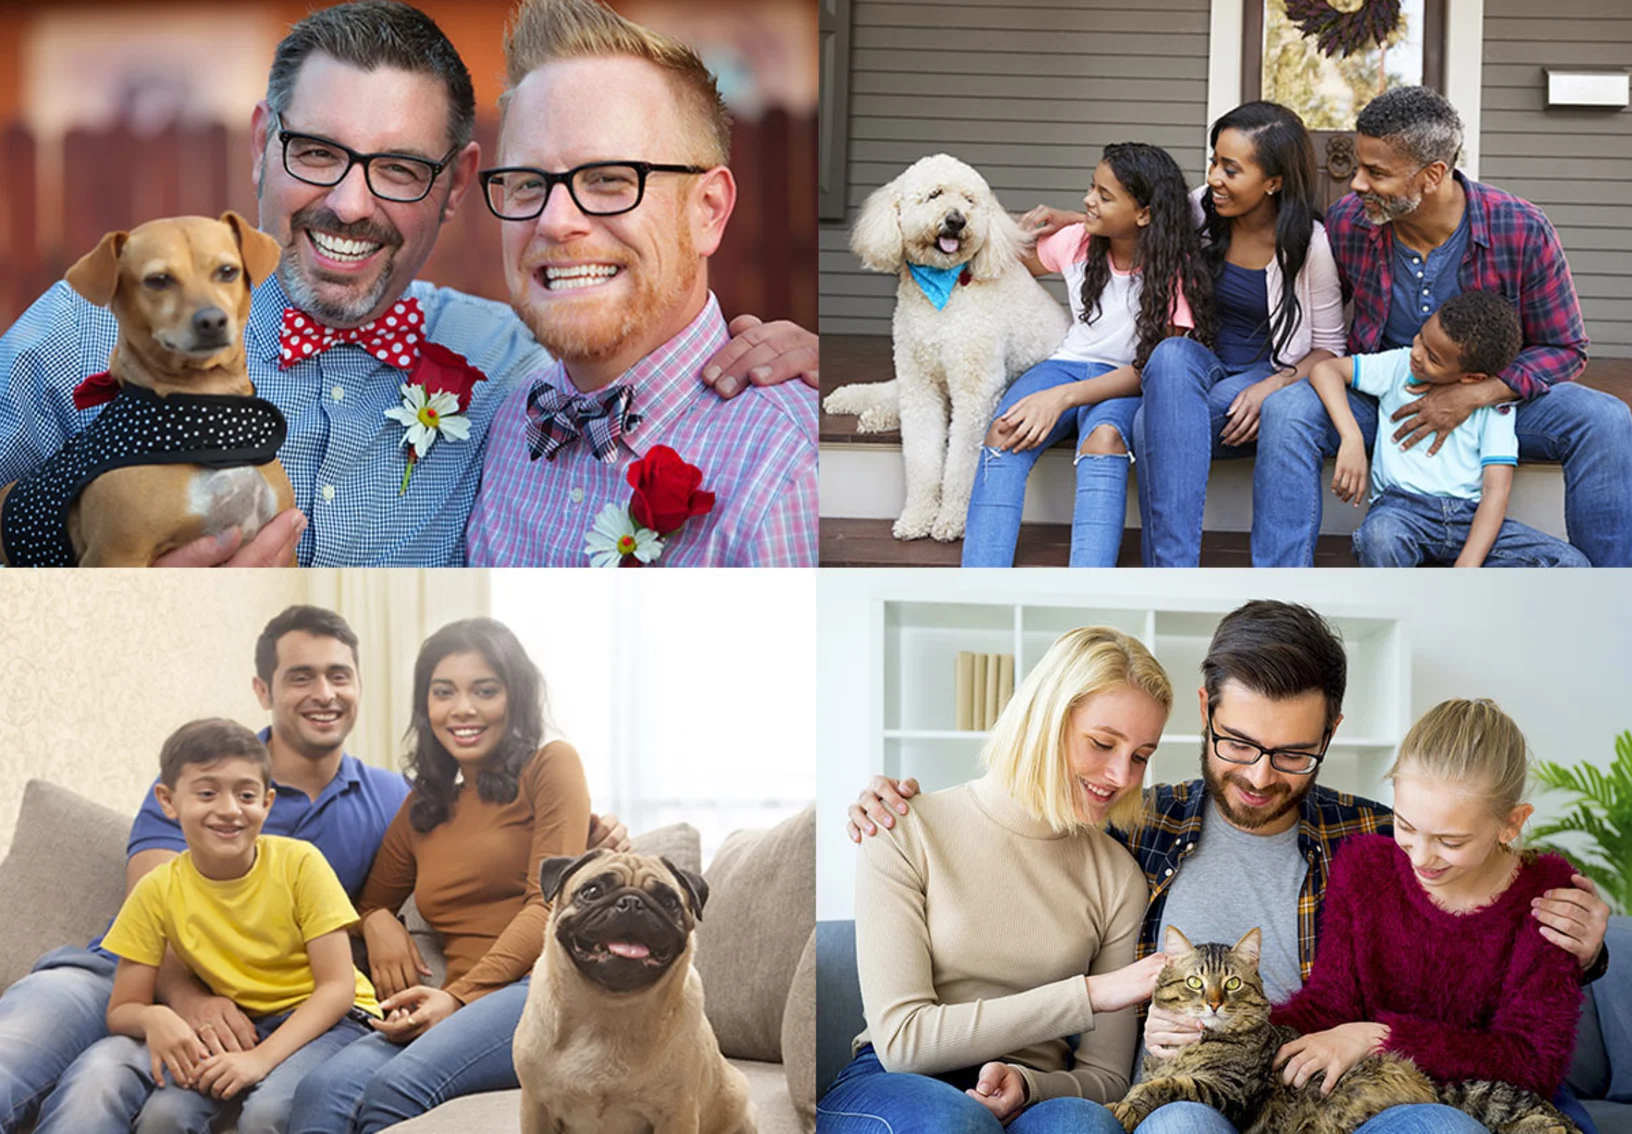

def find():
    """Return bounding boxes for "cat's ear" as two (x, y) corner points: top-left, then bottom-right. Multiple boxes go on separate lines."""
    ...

(1232, 927), (1262, 967)
(1163, 926), (1196, 956)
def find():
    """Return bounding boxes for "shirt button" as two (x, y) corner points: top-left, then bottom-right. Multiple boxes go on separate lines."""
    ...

(332, 385), (345, 402)
(321, 484), (336, 502)
(570, 487), (585, 504)
(1164, 867), (1174, 877)
(1185, 842), (1195, 851)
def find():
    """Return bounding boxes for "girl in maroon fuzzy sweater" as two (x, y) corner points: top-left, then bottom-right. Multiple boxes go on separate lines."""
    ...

(1269, 699), (1583, 1100)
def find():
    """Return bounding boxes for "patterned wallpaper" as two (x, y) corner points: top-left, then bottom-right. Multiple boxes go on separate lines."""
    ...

(0, 569), (487, 857)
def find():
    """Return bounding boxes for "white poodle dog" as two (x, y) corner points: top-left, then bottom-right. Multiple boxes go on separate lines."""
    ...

(824, 153), (1069, 542)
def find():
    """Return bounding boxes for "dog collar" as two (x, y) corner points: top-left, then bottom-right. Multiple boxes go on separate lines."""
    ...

(908, 262), (973, 312)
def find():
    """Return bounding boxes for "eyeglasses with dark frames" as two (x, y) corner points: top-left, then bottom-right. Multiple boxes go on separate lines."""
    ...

(478, 161), (709, 221)
(269, 109), (458, 204)
(1204, 710), (1331, 776)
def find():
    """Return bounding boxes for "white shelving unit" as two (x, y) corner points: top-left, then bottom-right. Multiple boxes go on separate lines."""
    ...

(874, 596), (1410, 804)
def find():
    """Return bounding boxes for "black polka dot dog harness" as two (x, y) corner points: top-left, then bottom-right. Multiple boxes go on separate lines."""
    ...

(1, 380), (288, 567)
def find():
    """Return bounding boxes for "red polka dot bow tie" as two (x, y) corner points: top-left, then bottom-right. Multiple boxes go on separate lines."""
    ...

(278, 298), (426, 370)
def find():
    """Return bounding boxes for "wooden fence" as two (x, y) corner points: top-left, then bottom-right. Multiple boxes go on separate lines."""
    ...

(0, 111), (817, 333)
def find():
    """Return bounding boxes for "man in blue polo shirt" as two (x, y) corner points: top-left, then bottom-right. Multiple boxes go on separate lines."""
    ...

(0, 604), (617, 1132)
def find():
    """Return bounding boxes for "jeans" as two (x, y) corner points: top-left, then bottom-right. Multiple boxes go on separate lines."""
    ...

(1133, 1103), (1488, 1133)
(1353, 489), (1591, 567)
(1132, 338), (1281, 566)
(287, 979), (528, 1134)
(0, 945), (116, 1133)
(962, 359), (1139, 567)
(1253, 378), (1632, 566)
(817, 1047), (1125, 1134)
(34, 1009), (368, 1134)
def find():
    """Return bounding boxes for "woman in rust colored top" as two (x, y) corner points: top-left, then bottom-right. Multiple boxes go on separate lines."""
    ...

(288, 618), (592, 1134)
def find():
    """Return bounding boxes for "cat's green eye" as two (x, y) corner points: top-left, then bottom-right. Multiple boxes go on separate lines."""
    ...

(1225, 977), (1241, 991)
(1185, 976), (1204, 990)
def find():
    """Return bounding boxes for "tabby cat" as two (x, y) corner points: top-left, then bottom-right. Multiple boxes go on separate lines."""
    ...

(1107, 927), (1581, 1134)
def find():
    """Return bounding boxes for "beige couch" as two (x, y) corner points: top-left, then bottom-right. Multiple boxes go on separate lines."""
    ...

(0, 779), (816, 1134)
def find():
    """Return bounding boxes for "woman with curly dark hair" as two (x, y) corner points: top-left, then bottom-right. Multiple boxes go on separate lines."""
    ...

(288, 618), (592, 1134)
(1133, 102), (1346, 566)
(963, 142), (1214, 568)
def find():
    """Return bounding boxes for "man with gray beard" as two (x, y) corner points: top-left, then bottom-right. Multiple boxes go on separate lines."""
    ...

(1250, 85), (1632, 568)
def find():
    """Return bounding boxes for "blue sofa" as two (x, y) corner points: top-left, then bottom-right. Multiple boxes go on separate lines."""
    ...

(817, 917), (1632, 1132)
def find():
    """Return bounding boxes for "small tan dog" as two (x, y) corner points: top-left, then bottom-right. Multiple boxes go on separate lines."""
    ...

(515, 849), (755, 1134)
(0, 212), (294, 566)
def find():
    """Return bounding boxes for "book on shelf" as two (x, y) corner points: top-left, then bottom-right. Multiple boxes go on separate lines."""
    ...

(954, 650), (1015, 731)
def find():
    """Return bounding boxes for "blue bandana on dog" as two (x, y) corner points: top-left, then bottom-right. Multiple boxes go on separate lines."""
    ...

(908, 263), (972, 312)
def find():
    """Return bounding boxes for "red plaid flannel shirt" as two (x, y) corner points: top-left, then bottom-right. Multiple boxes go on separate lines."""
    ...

(1324, 171), (1588, 401)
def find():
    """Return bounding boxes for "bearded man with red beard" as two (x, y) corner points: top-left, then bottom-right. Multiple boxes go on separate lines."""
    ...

(464, 0), (818, 567)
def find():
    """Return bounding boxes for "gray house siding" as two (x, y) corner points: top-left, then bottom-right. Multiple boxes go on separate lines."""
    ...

(819, 0), (1213, 335)
(1480, 1), (1632, 358)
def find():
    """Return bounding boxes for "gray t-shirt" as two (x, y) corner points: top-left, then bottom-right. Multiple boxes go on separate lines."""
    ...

(1156, 799), (1307, 1004)
(1132, 799), (1308, 1080)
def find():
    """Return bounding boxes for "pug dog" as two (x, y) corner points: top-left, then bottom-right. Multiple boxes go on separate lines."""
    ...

(515, 849), (756, 1134)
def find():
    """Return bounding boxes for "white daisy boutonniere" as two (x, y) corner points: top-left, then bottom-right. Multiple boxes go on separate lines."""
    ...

(383, 343), (487, 494)
(583, 502), (664, 567)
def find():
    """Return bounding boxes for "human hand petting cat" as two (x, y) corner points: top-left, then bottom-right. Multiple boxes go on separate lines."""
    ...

(1143, 1004), (1205, 1060)
(1276, 1022), (1389, 1095)
(966, 1062), (1028, 1122)
(1088, 953), (1170, 1014)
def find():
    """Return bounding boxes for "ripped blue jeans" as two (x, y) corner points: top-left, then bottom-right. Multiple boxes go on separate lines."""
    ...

(961, 359), (1139, 567)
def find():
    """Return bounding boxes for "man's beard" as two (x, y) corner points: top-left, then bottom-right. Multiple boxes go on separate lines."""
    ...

(1201, 743), (1314, 831)
(264, 181), (404, 327)
(1360, 187), (1422, 225)
(517, 208), (698, 369)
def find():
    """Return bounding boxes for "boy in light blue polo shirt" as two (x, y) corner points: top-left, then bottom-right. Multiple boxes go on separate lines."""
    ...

(1310, 289), (1588, 567)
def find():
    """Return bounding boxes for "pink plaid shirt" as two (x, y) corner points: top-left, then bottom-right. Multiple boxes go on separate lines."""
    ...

(465, 295), (817, 566)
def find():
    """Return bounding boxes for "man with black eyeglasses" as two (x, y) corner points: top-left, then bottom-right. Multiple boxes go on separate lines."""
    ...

(462, 0), (817, 566)
(846, 599), (1611, 1129)
(0, 0), (815, 567)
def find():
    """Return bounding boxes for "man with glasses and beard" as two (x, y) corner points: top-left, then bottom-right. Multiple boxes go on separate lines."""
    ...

(1249, 85), (1632, 568)
(464, 0), (817, 567)
(846, 600), (1611, 1131)
(0, 1), (814, 567)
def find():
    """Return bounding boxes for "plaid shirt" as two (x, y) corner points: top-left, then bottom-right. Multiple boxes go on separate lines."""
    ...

(1111, 779), (1393, 983)
(466, 294), (818, 566)
(0, 275), (545, 566)
(1324, 171), (1588, 401)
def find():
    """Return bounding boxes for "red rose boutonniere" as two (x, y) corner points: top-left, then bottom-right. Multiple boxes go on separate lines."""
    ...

(583, 445), (716, 567)
(384, 343), (488, 494)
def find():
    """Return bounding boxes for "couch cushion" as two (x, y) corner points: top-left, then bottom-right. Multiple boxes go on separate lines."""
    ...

(0, 780), (129, 990)
(694, 807), (814, 1063)
(815, 919), (864, 1100)
(782, 928), (816, 1127)
(630, 821), (703, 877)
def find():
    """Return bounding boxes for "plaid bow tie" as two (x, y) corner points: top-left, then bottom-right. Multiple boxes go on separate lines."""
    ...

(279, 297), (426, 369)
(525, 382), (642, 463)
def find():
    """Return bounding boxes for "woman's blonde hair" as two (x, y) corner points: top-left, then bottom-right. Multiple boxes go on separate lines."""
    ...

(982, 626), (1172, 834)
(1386, 698), (1529, 818)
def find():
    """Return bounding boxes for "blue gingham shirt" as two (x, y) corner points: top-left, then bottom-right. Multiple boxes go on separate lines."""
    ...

(0, 274), (546, 565)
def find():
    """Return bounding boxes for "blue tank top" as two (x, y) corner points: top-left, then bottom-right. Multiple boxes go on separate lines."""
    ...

(1214, 261), (1272, 367)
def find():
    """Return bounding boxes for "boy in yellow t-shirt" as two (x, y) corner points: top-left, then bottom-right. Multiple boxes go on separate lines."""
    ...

(43, 719), (380, 1134)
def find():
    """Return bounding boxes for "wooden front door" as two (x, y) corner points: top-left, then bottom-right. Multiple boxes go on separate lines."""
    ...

(1242, 0), (1447, 214)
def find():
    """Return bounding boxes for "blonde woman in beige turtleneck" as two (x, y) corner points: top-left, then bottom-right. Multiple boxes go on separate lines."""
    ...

(818, 627), (1171, 1134)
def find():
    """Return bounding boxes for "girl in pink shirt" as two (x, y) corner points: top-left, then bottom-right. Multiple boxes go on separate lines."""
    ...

(962, 142), (1212, 568)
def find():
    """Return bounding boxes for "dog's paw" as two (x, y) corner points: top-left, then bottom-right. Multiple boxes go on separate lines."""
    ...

(929, 514), (965, 542)
(855, 405), (901, 433)
(892, 511), (934, 541)
(822, 384), (872, 416)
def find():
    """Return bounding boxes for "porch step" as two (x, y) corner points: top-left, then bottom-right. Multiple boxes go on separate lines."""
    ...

(819, 518), (1358, 568)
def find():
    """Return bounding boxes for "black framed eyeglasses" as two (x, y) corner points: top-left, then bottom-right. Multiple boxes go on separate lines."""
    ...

(269, 109), (457, 204)
(478, 161), (709, 221)
(1204, 711), (1331, 776)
